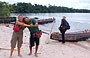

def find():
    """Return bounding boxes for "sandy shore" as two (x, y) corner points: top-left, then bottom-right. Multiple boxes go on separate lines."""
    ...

(0, 25), (90, 58)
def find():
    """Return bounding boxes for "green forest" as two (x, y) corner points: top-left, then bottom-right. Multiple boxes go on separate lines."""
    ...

(0, 1), (90, 17)
(11, 2), (90, 13)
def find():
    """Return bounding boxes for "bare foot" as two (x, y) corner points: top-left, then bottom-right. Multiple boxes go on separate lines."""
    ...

(9, 56), (13, 58)
(28, 53), (32, 56)
(18, 54), (22, 57)
(35, 53), (38, 57)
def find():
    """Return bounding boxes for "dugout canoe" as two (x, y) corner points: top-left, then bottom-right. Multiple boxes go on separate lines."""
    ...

(0, 17), (16, 24)
(50, 31), (90, 42)
(37, 18), (55, 24)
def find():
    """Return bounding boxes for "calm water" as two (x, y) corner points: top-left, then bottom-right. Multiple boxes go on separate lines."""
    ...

(10, 13), (90, 33)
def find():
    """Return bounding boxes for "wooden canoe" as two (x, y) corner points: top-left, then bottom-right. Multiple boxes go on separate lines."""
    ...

(50, 31), (90, 42)
(0, 17), (16, 23)
(37, 18), (55, 24)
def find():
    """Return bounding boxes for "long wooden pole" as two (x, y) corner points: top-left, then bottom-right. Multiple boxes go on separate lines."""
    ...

(45, 18), (55, 44)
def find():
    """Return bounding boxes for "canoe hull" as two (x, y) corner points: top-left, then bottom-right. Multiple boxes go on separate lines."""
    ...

(38, 18), (55, 24)
(50, 32), (90, 41)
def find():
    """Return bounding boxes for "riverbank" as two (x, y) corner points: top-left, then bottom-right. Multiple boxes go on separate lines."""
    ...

(0, 17), (16, 24)
(0, 25), (90, 58)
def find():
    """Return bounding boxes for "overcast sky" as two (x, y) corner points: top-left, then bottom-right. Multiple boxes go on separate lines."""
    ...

(1, 0), (90, 9)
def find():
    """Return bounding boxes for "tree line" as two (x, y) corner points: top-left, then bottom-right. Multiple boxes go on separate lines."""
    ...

(0, 1), (90, 17)
(11, 2), (90, 13)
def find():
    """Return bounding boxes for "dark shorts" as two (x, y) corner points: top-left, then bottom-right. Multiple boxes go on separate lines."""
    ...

(30, 34), (40, 46)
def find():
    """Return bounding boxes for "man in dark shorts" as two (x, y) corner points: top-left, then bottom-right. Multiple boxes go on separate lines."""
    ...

(23, 17), (40, 57)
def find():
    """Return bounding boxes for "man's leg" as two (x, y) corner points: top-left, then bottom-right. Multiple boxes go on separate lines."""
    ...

(17, 35), (23, 57)
(29, 46), (32, 55)
(18, 48), (22, 57)
(28, 36), (34, 55)
(35, 45), (39, 54)
(62, 29), (66, 43)
(9, 32), (17, 58)
(35, 45), (39, 57)
(62, 32), (65, 43)
(9, 48), (14, 57)
(35, 36), (40, 57)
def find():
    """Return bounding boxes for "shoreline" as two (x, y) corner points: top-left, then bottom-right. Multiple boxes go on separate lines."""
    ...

(0, 25), (90, 58)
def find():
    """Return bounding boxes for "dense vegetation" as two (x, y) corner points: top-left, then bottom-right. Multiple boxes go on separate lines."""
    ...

(11, 2), (90, 13)
(0, 1), (90, 17)
(0, 1), (11, 17)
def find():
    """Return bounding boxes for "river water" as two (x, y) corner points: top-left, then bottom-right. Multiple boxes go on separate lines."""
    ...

(10, 13), (90, 33)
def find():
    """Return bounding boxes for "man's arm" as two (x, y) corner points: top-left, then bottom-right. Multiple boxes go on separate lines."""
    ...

(30, 22), (38, 27)
(16, 21), (30, 27)
(62, 19), (66, 26)
(29, 18), (38, 27)
(61, 19), (66, 29)
(33, 22), (38, 27)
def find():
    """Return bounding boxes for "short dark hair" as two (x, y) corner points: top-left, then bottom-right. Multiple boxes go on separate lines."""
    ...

(23, 17), (28, 24)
